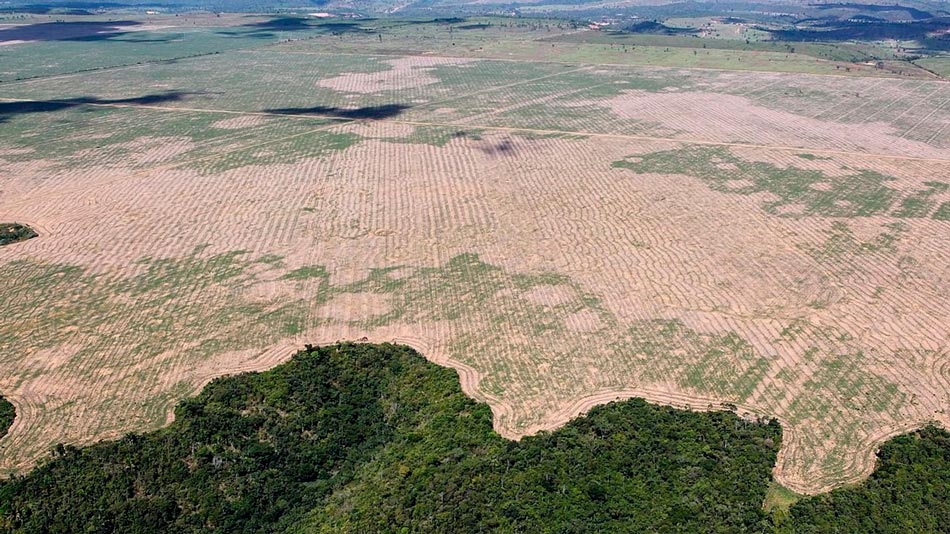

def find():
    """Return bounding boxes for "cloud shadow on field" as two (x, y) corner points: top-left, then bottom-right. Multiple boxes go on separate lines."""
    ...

(761, 17), (950, 50)
(478, 137), (517, 157)
(265, 104), (409, 120)
(0, 92), (195, 123)
(0, 20), (159, 43)
(218, 17), (373, 40)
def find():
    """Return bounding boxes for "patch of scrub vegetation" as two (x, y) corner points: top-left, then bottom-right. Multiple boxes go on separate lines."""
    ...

(0, 104), (345, 173)
(0, 343), (784, 532)
(795, 153), (832, 161)
(183, 130), (362, 175)
(621, 319), (770, 401)
(0, 106), (227, 167)
(893, 181), (949, 219)
(281, 265), (329, 281)
(613, 146), (940, 219)
(0, 249), (313, 453)
(0, 396), (14, 440)
(803, 221), (906, 262)
(783, 426), (950, 533)
(379, 125), (483, 147)
(0, 224), (37, 247)
(512, 130), (588, 141)
(934, 202), (950, 221)
(792, 351), (905, 419)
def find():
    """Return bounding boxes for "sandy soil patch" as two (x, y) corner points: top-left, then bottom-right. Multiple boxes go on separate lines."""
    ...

(522, 284), (577, 307)
(600, 89), (948, 159)
(109, 136), (195, 164)
(724, 179), (755, 189)
(317, 56), (476, 94)
(314, 292), (392, 322)
(564, 309), (602, 332)
(211, 115), (270, 130)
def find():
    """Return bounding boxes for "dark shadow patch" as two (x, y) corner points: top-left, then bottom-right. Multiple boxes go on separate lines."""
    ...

(0, 20), (151, 43)
(621, 21), (699, 36)
(265, 104), (408, 120)
(812, 3), (934, 21)
(761, 17), (950, 48)
(218, 17), (371, 40)
(478, 137), (517, 157)
(0, 91), (195, 122)
(246, 17), (316, 31)
(456, 23), (492, 30)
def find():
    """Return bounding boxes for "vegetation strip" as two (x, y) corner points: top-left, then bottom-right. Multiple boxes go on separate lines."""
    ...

(0, 224), (36, 247)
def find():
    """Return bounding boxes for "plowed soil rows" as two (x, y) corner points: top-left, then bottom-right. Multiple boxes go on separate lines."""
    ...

(1, 48), (948, 495)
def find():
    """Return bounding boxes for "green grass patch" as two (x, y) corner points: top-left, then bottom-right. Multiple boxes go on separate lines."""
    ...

(281, 265), (329, 281)
(763, 482), (803, 524)
(612, 146), (934, 219)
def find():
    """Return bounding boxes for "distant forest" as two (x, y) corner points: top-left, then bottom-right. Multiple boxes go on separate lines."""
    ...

(0, 343), (947, 532)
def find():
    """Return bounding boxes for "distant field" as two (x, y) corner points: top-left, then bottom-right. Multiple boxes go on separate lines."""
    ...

(1, 13), (949, 497)
(0, 13), (365, 81)
(916, 56), (950, 78)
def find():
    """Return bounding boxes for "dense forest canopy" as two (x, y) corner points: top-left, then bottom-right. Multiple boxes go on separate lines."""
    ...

(0, 343), (947, 532)
(0, 398), (13, 441)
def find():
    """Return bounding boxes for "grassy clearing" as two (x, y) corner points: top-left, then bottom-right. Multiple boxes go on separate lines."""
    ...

(763, 482), (803, 524)
(914, 56), (950, 78)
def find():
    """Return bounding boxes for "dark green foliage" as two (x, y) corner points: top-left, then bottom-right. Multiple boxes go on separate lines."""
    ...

(786, 426), (950, 533)
(0, 343), (783, 533)
(0, 397), (13, 441)
(0, 224), (37, 247)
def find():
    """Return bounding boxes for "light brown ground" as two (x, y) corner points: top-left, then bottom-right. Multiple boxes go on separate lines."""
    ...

(1, 60), (949, 496)
(316, 56), (475, 94)
(598, 89), (949, 159)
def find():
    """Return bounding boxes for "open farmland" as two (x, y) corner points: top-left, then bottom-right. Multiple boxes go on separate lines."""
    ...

(1, 15), (949, 497)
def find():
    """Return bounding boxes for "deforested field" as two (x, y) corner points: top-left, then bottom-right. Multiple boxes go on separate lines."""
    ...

(1, 16), (949, 496)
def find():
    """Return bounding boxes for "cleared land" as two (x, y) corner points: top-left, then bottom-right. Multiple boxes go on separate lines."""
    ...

(0, 15), (949, 495)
